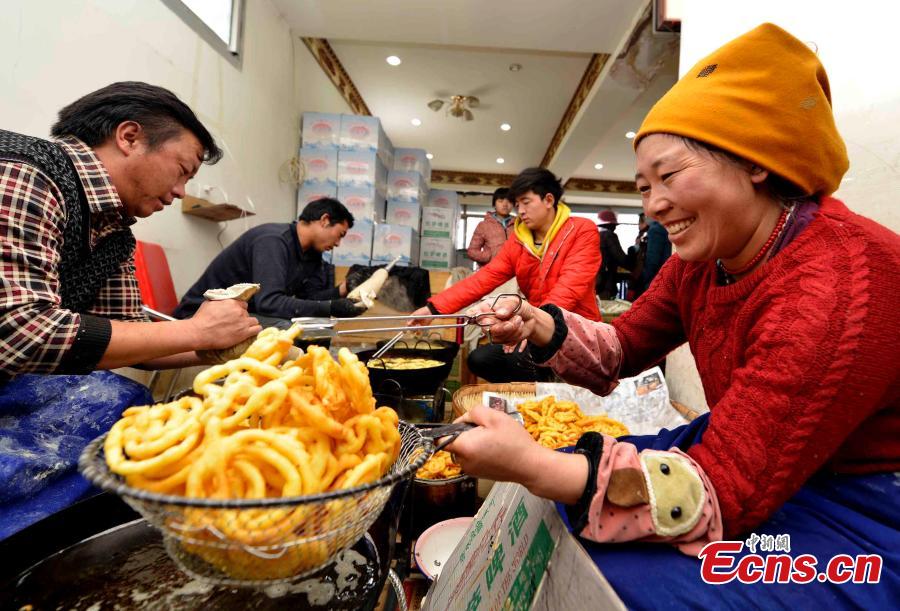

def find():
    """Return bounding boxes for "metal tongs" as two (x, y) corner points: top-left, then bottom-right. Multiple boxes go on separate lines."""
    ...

(420, 422), (476, 451)
(290, 293), (523, 339)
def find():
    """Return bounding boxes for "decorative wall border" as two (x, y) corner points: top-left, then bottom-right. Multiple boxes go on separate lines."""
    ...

(430, 169), (518, 188)
(563, 177), (639, 195)
(539, 53), (610, 168)
(301, 37), (372, 116)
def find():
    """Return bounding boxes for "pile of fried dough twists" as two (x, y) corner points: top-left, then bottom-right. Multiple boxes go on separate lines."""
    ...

(519, 396), (629, 449)
(103, 325), (402, 580)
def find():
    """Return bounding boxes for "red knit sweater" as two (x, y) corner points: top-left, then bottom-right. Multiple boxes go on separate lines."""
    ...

(611, 197), (900, 537)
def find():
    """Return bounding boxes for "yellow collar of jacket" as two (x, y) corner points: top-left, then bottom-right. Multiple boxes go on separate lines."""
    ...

(514, 202), (571, 258)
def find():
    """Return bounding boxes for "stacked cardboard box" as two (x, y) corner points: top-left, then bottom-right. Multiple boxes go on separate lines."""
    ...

(299, 112), (393, 221)
(419, 189), (460, 270)
(371, 223), (420, 267)
(385, 200), (422, 230)
(324, 219), (374, 267)
(302, 112), (395, 265)
(297, 113), (342, 215)
(392, 147), (432, 182)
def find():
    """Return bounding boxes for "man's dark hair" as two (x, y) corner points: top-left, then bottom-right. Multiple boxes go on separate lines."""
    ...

(50, 81), (223, 163)
(507, 167), (563, 209)
(491, 187), (510, 206)
(298, 198), (354, 228)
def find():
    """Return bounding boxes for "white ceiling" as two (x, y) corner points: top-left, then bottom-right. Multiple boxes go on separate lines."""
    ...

(570, 51), (679, 180)
(273, 0), (646, 53)
(329, 41), (590, 172)
(273, 0), (677, 186)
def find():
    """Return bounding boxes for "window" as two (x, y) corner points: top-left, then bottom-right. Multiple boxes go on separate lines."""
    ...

(161, 0), (244, 64)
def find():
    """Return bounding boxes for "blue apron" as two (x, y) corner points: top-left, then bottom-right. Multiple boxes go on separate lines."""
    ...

(0, 371), (152, 539)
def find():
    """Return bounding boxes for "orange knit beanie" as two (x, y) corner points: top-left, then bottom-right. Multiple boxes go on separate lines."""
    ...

(635, 23), (848, 196)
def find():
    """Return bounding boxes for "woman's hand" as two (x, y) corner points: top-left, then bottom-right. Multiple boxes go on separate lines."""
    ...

(444, 405), (545, 485)
(466, 297), (555, 348)
(445, 405), (589, 504)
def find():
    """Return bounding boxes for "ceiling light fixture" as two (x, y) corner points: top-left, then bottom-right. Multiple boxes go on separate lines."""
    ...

(625, 131), (636, 139)
(500, 123), (511, 131)
(386, 55), (402, 66)
(428, 95), (478, 121)
(496, 157), (505, 164)
(411, 118), (422, 126)
(594, 163), (604, 170)
(426, 153), (433, 160)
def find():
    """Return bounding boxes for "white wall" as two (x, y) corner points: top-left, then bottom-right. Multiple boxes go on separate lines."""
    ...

(665, 1), (900, 412)
(0, 0), (351, 295)
(680, 1), (900, 232)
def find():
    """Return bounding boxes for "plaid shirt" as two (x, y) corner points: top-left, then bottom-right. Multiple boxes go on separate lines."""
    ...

(0, 136), (147, 379)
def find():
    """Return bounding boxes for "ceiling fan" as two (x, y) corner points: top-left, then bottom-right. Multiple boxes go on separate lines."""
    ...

(427, 95), (480, 121)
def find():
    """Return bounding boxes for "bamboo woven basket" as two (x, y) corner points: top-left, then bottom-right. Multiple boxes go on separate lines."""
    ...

(452, 383), (699, 422)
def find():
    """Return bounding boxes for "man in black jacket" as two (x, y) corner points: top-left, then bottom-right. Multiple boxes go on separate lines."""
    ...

(174, 198), (365, 321)
(595, 209), (629, 299)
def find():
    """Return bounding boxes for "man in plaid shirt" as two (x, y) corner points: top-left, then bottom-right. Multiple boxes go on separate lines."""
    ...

(0, 82), (261, 538)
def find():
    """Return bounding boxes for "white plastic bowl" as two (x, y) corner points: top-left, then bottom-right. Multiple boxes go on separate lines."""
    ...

(413, 517), (474, 580)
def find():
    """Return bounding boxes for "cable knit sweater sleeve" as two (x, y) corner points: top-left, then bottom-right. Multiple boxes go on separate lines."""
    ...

(543, 198), (900, 539)
(616, 199), (900, 537)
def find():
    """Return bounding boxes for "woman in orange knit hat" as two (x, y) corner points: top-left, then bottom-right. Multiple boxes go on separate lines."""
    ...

(447, 23), (898, 605)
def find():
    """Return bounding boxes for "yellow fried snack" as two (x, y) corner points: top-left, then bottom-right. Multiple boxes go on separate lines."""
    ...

(366, 357), (443, 369)
(103, 325), (403, 580)
(518, 396), (629, 449)
(415, 450), (462, 480)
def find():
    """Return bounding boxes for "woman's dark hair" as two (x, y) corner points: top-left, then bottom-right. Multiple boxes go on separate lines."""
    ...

(507, 167), (563, 209)
(491, 187), (510, 206)
(298, 198), (355, 228)
(670, 135), (808, 203)
(50, 81), (223, 163)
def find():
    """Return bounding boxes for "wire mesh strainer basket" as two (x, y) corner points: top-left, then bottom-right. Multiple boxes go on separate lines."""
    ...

(78, 421), (430, 586)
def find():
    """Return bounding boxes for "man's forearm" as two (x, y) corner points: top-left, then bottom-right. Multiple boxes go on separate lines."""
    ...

(134, 351), (204, 370)
(97, 320), (200, 369)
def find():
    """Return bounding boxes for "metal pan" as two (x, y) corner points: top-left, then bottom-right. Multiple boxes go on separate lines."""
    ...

(375, 336), (459, 366)
(0, 488), (407, 610)
(357, 347), (453, 396)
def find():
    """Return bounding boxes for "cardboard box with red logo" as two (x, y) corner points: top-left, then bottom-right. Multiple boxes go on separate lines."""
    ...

(371, 223), (419, 267)
(301, 112), (341, 149)
(386, 200), (423, 230)
(387, 170), (428, 204)
(427, 189), (459, 210)
(338, 149), (388, 189)
(339, 114), (393, 167)
(296, 183), (338, 218)
(336, 185), (386, 223)
(392, 147), (431, 183)
(299, 146), (338, 185)
(324, 219), (373, 267)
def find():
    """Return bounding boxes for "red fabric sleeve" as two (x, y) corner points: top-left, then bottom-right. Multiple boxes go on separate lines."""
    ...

(429, 237), (518, 314)
(541, 221), (601, 311)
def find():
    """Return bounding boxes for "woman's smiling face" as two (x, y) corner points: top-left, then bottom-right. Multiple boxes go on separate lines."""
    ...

(634, 134), (771, 263)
